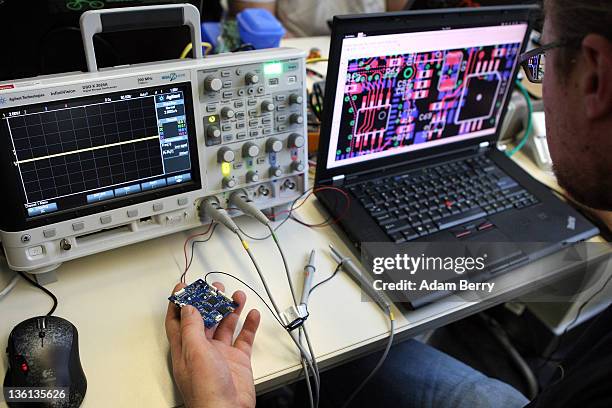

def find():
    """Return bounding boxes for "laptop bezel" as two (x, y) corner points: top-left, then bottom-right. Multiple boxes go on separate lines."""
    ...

(315, 5), (539, 185)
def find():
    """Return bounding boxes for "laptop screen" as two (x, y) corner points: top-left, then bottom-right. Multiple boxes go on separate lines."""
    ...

(325, 21), (529, 170)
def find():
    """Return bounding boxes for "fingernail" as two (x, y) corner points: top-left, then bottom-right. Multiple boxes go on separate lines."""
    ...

(181, 306), (194, 317)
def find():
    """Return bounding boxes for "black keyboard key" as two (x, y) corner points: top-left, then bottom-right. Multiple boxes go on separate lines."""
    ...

(369, 207), (387, 217)
(437, 208), (487, 230)
(376, 214), (396, 226)
(390, 232), (406, 243)
(384, 220), (410, 234)
(414, 225), (427, 236)
(402, 229), (419, 241)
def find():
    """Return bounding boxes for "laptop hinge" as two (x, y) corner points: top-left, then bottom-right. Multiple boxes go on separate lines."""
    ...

(332, 175), (345, 186)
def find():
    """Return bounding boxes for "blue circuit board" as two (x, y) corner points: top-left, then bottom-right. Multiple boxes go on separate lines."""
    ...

(169, 279), (238, 328)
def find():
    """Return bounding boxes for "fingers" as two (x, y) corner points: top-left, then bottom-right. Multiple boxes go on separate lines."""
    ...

(213, 290), (246, 344)
(179, 305), (208, 359)
(233, 309), (261, 358)
(205, 282), (226, 339)
(165, 283), (187, 358)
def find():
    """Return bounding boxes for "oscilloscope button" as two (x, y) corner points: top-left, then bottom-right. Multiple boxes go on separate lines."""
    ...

(242, 142), (260, 158)
(261, 101), (275, 112)
(270, 166), (283, 178)
(204, 76), (223, 92)
(221, 107), (235, 119)
(289, 94), (303, 105)
(292, 161), (305, 172)
(289, 113), (303, 125)
(217, 147), (235, 163)
(288, 133), (305, 148)
(266, 138), (283, 153)
(223, 177), (237, 189)
(246, 171), (259, 183)
(207, 126), (221, 139)
(245, 72), (259, 85)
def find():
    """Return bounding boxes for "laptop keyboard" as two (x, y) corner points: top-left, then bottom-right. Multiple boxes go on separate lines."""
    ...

(348, 155), (539, 243)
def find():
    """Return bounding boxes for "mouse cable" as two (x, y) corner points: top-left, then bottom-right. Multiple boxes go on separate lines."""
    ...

(16, 271), (58, 316)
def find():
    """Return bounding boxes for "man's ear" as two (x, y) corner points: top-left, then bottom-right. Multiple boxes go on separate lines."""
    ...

(581, 34), (612, 120)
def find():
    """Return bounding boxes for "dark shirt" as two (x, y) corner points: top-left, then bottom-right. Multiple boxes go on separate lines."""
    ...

(527, 304), (612, 407)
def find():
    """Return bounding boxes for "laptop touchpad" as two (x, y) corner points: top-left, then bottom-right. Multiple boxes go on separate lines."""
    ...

(465, 229), (527, 276)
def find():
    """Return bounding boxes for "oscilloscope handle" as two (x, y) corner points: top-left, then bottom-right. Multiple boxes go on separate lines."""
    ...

(80, 3), (203, 72)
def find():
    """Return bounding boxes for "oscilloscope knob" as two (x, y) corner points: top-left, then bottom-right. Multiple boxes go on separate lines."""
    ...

(245, 72), (260, 85)
(204, 76), (223, 92)
(270, 166), (283, 178)
(289, 113), (303, 125)
(207, 125), (221, 139)
(242, 142), (260, 158)
(221, 107), (235, 119)
(288, 133), (305, 148)
(261, 100), (275, 112)
(217, 147), (235, 163)
(266, 138), (283, 153)
(223, 177), (237, 189)
(292, 161), (305, 172)
(246, 171), (260, 183)
(289, 94), (303, 105)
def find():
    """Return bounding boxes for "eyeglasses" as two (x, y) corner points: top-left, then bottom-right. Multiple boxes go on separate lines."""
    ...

(519, 39), (581, 83)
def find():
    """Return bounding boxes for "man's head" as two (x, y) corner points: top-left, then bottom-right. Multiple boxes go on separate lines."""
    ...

(542, 0), (612, 210)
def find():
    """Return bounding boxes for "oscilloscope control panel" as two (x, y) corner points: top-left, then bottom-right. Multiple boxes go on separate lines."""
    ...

(0, 48), (308, 274)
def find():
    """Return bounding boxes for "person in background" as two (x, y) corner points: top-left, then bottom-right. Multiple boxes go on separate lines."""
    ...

(227, 0), (409, 36)
(166, 0), (612, 406)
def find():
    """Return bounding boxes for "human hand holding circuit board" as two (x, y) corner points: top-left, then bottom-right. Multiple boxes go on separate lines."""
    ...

(166, 281), (261, 408)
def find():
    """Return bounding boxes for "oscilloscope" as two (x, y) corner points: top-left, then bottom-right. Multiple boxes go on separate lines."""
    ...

(0, 4), (308, 278)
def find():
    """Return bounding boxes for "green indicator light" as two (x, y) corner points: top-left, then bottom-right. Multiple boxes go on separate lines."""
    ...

(264, 62), (283, 75)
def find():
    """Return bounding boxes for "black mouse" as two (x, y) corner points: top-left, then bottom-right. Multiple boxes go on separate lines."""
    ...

(4, 316), (86, 407)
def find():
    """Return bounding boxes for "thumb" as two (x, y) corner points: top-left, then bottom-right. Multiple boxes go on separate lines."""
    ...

(180, 305), (207, 349)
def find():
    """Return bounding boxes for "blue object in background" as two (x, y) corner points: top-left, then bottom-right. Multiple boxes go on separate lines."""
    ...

(201, 22), (221, 48)
(236, 8), (286, 49)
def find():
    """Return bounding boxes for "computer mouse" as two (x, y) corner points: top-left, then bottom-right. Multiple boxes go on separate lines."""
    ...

(3, 316), (87, 407)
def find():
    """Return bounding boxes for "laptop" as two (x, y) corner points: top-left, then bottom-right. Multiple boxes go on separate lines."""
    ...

(314, 6), (599, 308)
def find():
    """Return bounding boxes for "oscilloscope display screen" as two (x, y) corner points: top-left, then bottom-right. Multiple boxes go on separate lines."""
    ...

(0, 83), (200, 221)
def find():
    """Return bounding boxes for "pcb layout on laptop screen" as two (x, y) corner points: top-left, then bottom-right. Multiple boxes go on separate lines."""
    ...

(326, 23), (528, 169)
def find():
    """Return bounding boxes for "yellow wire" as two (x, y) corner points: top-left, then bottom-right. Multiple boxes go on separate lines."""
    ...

(180, 42), (213, 59)
(306, 57), (328, 64)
